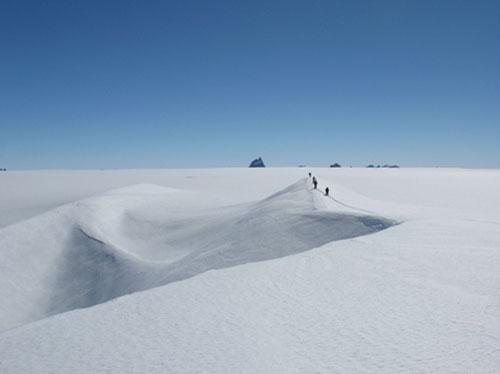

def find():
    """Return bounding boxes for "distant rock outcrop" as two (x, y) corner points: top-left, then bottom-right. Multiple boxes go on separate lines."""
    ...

(249, 157), (265, 168)
(330, 163), (341, 168)
(366, 164), (399, 168)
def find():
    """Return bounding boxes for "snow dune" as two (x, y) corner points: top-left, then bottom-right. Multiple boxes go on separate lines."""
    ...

(0, 178), (394, 332)
(0, 168), (499, 373)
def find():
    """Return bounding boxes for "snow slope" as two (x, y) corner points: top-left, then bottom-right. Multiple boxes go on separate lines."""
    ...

(0, 168), (499, 373)
(0, 178), (394, 331)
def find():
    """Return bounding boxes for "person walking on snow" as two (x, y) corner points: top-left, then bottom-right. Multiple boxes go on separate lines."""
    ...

(312, 176), (318, 189)
(325, 187), (329, 196)
(308, 172), (312, 178)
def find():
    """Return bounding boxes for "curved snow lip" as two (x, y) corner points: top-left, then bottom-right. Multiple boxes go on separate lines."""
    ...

(1, 179), (397, 330)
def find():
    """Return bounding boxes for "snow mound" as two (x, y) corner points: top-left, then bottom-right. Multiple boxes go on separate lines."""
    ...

(0, 179), (394, 331)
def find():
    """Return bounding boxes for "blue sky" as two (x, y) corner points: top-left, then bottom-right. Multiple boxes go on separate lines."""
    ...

(1, 0), (499, 169)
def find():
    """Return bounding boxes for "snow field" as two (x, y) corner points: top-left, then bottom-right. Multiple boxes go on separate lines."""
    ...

(0, 167), (499, 373)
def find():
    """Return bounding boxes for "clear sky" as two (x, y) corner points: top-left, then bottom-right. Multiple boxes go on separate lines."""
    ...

(1, 0), (499, 169)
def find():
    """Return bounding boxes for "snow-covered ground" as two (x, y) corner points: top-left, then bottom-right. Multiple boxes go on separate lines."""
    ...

(0, 168), (499, 373)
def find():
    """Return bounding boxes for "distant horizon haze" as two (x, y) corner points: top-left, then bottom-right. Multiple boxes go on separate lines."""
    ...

(2, 163), (500, 171)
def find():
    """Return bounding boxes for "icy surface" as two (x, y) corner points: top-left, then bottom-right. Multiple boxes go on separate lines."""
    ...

(0, 168), (499, 373)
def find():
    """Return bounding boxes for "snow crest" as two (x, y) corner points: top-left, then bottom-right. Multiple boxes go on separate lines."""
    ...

(0, 179), (394, 331)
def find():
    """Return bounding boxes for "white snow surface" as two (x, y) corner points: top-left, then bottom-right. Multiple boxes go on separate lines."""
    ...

(0, 167), (499, 373)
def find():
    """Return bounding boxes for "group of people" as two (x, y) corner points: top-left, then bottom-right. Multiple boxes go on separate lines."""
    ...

(308, 173), (331, 197)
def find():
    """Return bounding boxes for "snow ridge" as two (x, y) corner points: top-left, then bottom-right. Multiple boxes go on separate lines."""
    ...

(0, 178), (395, 331)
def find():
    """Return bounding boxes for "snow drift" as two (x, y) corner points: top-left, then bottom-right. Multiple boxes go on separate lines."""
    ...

(0, 178), (394, 331)
(1, 168), (499, 373)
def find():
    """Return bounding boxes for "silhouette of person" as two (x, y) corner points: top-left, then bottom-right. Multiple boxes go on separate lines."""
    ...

(325, 187), (329, 196)
(308, 172), (312, 178)
(312, 176), (318, 189)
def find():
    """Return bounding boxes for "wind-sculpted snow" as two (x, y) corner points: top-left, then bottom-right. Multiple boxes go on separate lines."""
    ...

(1, 169), (500, 373)
(0, 179), (394, 331)
(46, 227), (158, 317)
